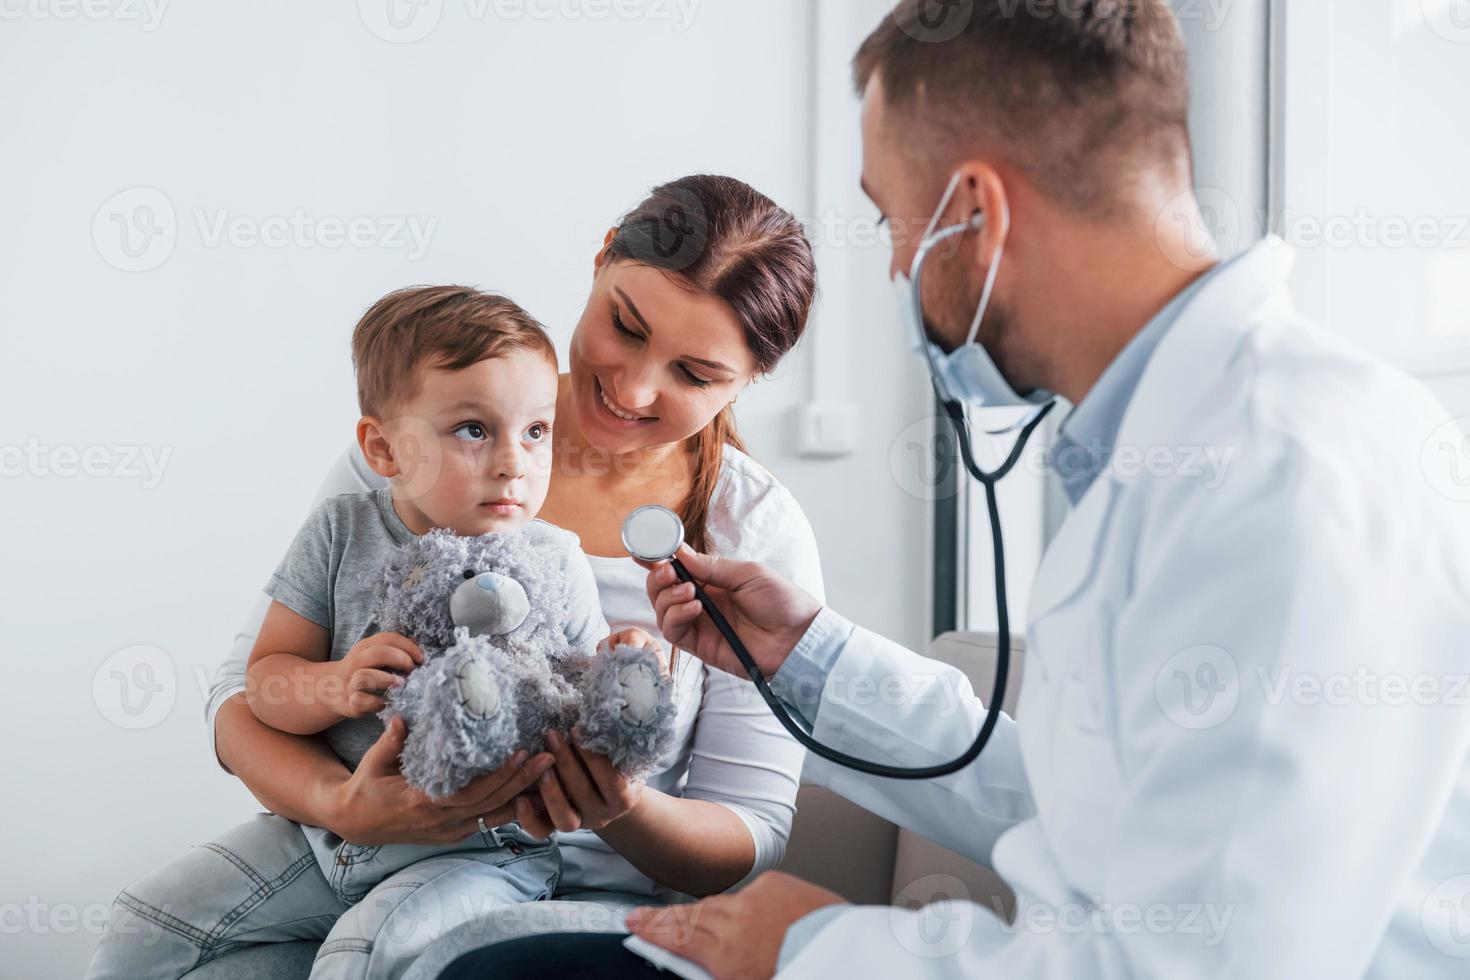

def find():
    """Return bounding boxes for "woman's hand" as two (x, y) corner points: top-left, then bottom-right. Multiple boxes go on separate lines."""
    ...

(512, 728), (645, 837)
(330, 716), (554, 845)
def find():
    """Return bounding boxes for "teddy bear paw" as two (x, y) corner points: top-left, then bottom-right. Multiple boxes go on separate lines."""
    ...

(617, 662), (661, 726)
(455, 655), (503, 718)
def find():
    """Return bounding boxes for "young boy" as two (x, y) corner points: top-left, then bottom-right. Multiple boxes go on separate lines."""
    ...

(87, 286), (654, 980)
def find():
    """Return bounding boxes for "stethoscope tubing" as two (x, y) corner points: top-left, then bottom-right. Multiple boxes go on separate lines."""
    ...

(669, 398), (1054, 780)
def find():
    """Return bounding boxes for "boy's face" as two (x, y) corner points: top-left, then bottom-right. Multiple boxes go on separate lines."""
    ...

(370, 349), (559, 536)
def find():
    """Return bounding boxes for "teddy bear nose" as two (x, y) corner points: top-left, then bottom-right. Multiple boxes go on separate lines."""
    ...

(449, 572), (530, 637)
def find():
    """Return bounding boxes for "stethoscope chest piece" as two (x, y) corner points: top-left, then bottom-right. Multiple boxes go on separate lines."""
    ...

(622, 505), (686, 563)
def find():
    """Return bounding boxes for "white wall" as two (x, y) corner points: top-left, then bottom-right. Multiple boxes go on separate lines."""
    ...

(751, 0), (932, 655)
(1274, 0), (1470, 396)
(0, 3), (929, 975)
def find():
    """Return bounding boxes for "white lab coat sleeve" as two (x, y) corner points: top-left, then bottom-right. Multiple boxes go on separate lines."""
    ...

(204, 442), (385, 767)
(783, 422), (1470, 978)
(796, 621), (1035, 867)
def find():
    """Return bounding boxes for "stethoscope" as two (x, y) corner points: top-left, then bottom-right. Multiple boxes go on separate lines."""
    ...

(621, 404), (1052, 782)
(620, 207), (1055, 780)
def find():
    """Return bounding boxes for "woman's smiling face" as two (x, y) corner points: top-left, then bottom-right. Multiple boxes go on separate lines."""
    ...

(567, 255), (759, 455)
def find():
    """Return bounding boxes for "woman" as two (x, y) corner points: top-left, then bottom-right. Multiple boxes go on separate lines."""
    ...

(197, 174), (820, 976)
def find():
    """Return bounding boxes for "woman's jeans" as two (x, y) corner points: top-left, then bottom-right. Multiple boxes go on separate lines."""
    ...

(84, 813), (561, 980)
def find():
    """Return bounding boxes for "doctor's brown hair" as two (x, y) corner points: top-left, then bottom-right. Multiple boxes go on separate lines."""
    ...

(606, 174), (816, 553)
(854, 0), (1193, 219)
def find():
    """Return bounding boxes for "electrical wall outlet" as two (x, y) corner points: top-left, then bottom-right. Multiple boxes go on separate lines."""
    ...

(795, 401), (860, 458)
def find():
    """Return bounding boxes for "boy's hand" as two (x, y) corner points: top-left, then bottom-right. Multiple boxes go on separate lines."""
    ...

(600, 627), (670, 677)
(335, 632), (423, 718)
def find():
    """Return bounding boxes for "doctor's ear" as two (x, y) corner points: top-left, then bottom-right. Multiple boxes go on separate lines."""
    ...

(955, 165), (1010, 261)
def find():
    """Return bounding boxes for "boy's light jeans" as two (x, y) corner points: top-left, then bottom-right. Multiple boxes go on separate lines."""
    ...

(85, 813), (561, 980)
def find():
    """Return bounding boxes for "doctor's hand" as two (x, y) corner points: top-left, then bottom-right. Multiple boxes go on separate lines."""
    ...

(642, 545), (821, 681)
(626, 870), (846, 980)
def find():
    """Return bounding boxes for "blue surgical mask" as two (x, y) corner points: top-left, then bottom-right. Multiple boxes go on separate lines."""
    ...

(897, 171), (1054, 411)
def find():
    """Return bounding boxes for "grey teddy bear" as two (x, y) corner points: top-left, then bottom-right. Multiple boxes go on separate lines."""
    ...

(372, 527), (676, 799)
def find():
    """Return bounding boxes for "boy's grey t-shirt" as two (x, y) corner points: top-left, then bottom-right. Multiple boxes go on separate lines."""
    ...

(264, 486), (609, 769)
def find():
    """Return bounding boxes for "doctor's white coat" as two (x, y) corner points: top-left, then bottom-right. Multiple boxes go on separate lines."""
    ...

(781, 240), (1470, 978)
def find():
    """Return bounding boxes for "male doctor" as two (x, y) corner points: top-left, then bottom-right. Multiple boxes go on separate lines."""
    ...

(622, 1), (1470, 978)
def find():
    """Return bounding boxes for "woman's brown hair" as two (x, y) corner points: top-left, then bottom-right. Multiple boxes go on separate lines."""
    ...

(605, 175), (817, 553)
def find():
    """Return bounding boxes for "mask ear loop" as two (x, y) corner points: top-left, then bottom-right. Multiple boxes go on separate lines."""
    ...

(912, 176), (1036, 436)
(951, 204), (1034, 437)
(910, 221), (971, 400)
(920, 170), (966, 241)
(908, 175), (982, 407)
(963, 203), (1006, 350)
